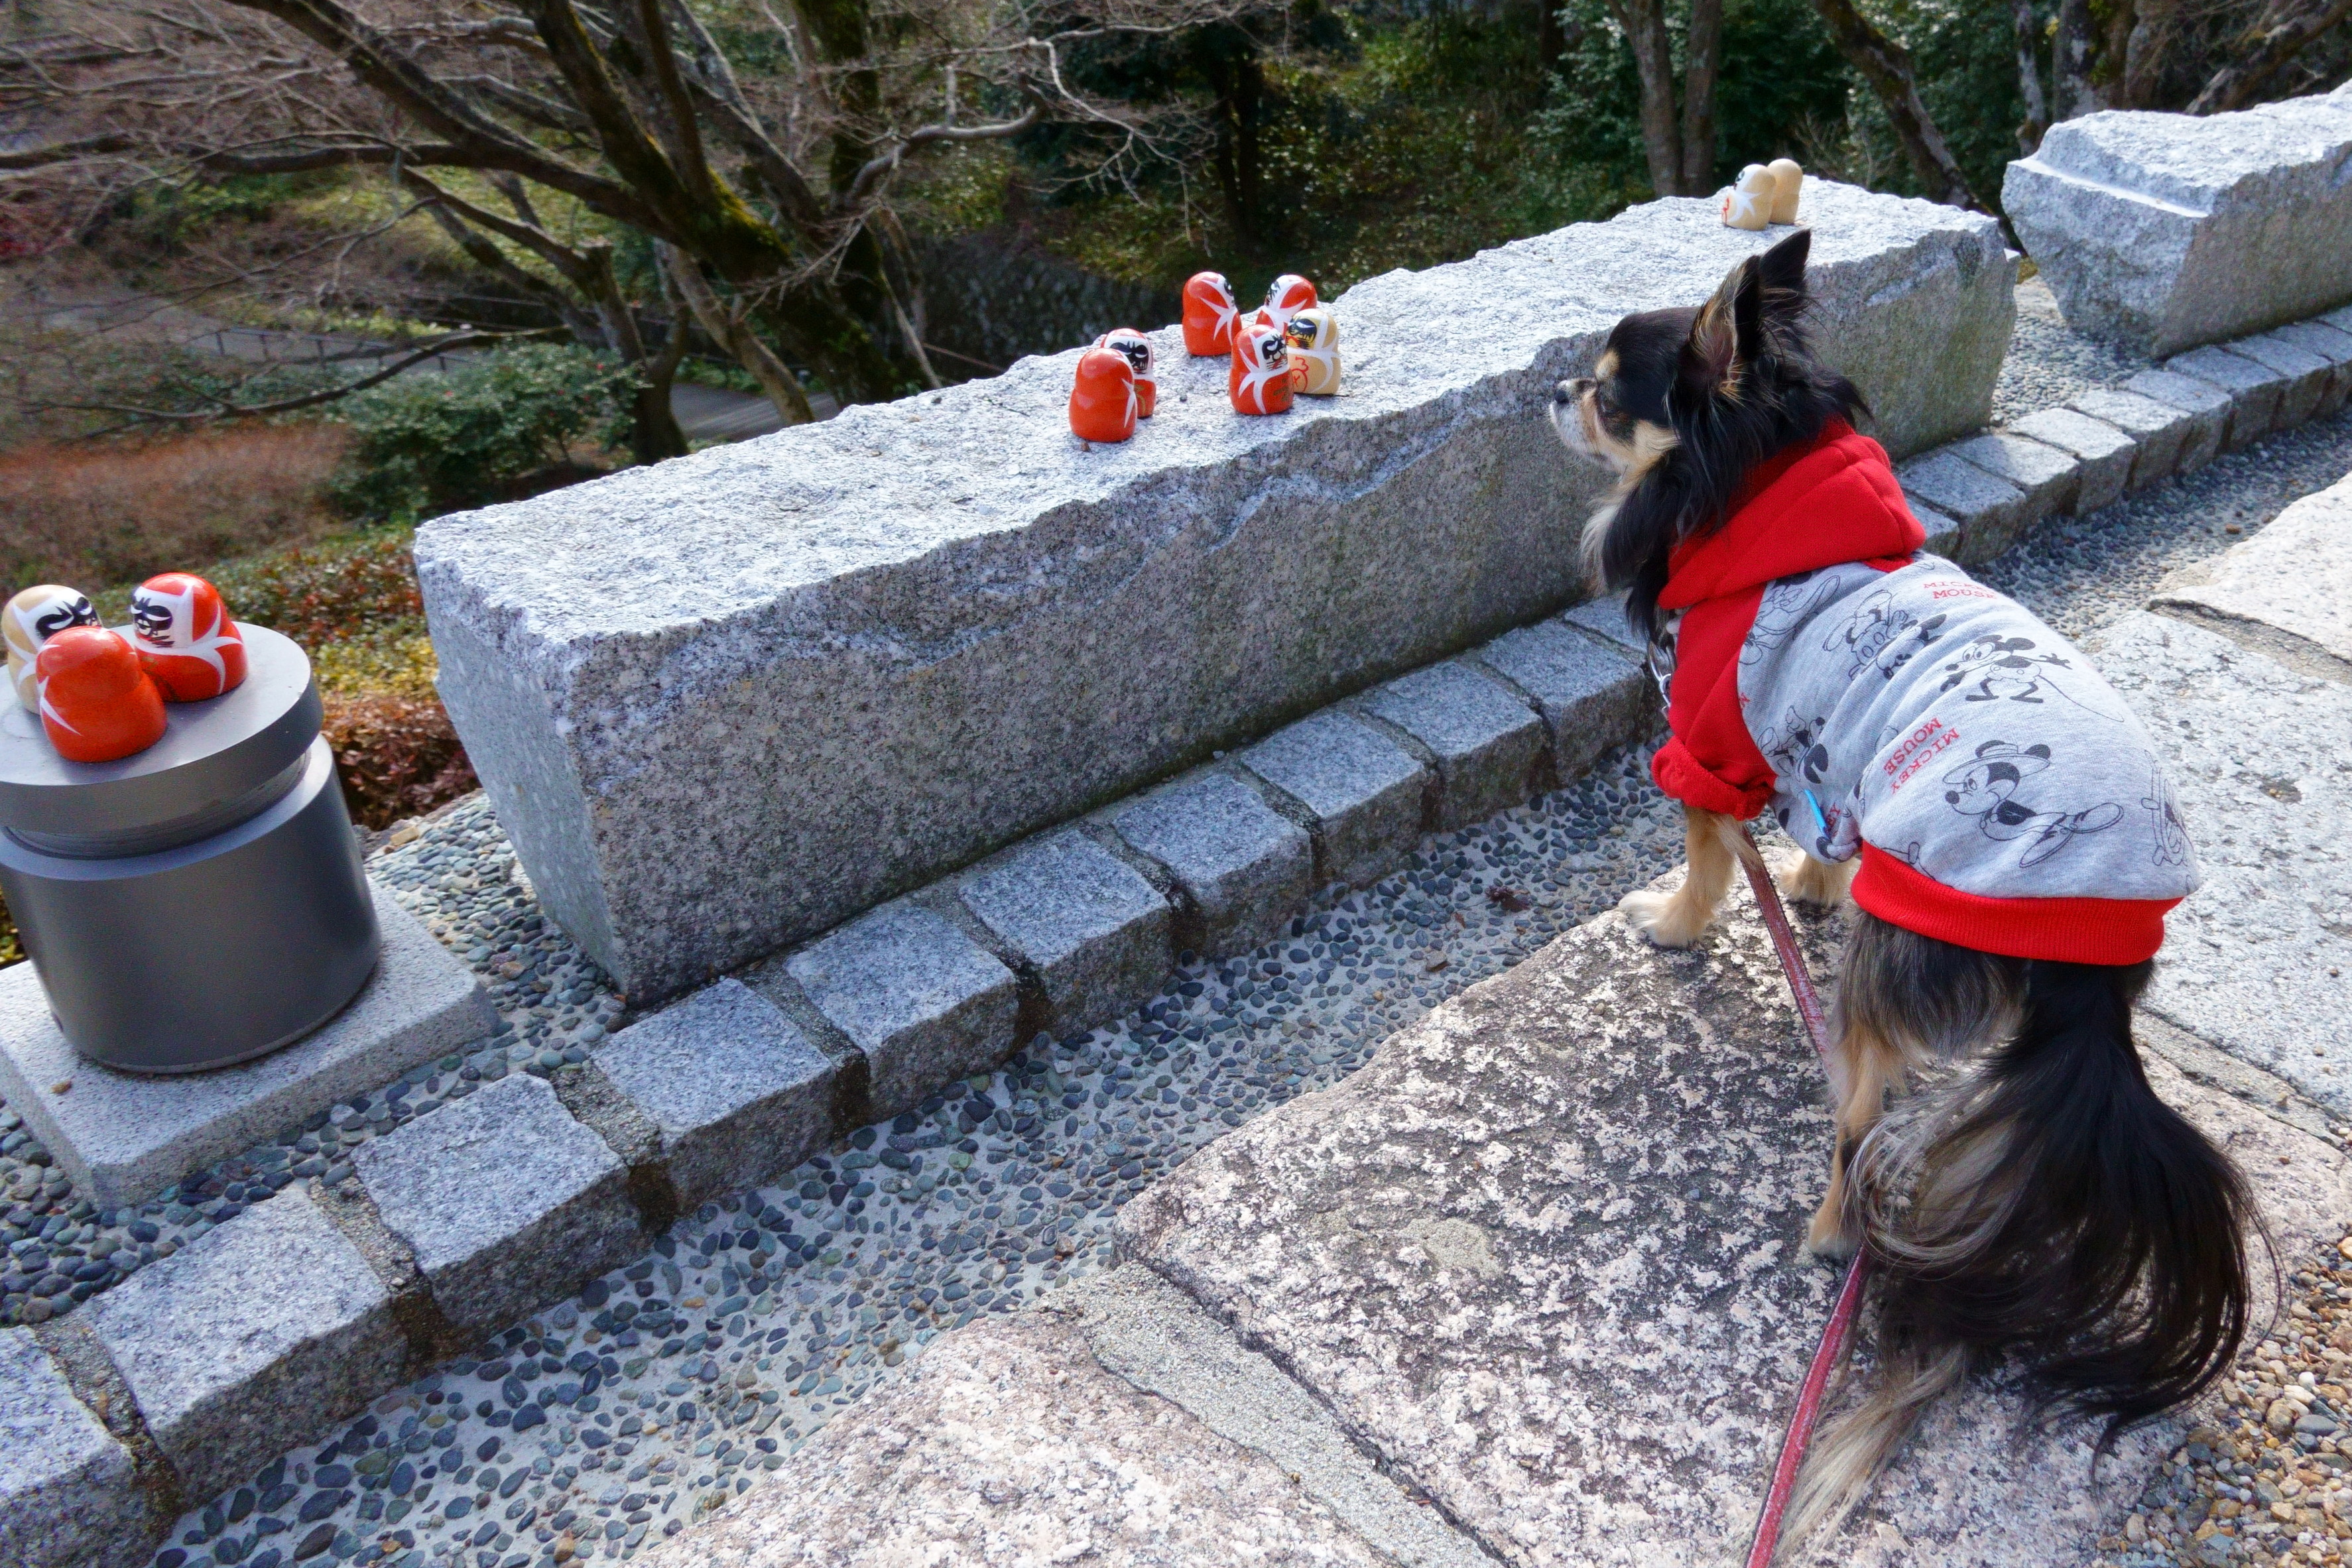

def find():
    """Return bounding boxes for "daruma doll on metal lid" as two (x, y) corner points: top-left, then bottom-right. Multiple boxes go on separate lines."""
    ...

(3, 583), (99, 711)
(1068, 346), (1139, 444)
(131, 571), (248, 703)
(35, 626), (167, 764)
(1096, 328), (1157, 418)
(1229, 322), (1294, 416)
(1182, 272), (1239, 357)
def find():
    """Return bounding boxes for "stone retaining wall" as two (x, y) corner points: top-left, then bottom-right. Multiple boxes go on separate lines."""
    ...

(418, 184), (2014, 1002)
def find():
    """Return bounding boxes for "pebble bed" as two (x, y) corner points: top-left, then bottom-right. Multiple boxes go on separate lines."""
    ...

(0, 314), (2341, 1567)
(1991, 274), (2152, 424)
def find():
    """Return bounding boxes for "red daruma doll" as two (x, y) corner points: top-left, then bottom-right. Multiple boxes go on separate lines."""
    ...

(131, 572), (248, 702)
(36, 627), (166, 764)
(1068, 346), (1138, 444)
(1260, 273), (1318, 332)
(1182, 272), (1239, 357)
(1229, 322), (1294, 416)
(1095, 328), (1156, 418)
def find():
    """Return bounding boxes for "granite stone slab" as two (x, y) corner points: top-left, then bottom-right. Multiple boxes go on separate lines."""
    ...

(1558, 591), (1644, 657)
(633, 1309), (1393, 1567)
(1111, 772), (1314, 961)
(1119, 877), (2352, 1566)
(1234, 711), (1428, 892)
(1359, 662), (1548, 831)
(2005, 406), (2137, 514)
(785, 900), (1020, 1120)
(84, 1186), (404, 1502)
(0, 882), (493, 1207)
(1898, 447), (2030, 562)
(1471, 617), (1652, 778)
(955, 831), (1172, 1035)
(591, 978), (836, 1209)
(350, 1071), (641, 1339)
(2223, 331), (2334, 427)
(2166, 343), (2288, 449)
(2095, 612), (2352, 1118)
(2150, 472), (2352, 680)
(1946, 428), (2082, 520)
(2003, 86), (2352, 355)
(2070, 386), (2197, 487)
(2268, 319), (2352, 414)
(414, 186), (2012, 1000)
(2121, 368), (2233, 472)
(0, 1326), (146, 1568)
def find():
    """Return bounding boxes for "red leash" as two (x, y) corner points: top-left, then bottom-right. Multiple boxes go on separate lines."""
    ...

(1735, 828), (1870, 1568)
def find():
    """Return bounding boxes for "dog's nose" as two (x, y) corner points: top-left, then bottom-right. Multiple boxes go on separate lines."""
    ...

(1554, 381), (1576, 406)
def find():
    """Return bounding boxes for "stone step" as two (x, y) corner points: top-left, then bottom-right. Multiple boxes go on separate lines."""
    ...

(2151, 468), (2352, 681)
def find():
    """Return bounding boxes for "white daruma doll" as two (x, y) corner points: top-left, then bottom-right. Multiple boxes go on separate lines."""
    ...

(4, 583), (99, 711)
(129, 572), (247, 702)
(1721, 164), (1774, 230)
(1096, 328), (1157, 418)
(1283, 308), (1340, 396)
(1229, 322), (1294, 416)
(1768, 158), (1804, 224)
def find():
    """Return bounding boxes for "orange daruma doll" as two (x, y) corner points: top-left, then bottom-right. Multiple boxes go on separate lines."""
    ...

(1096, 328), (1157, 418)
(1182, 272), (1239, 357)
(36, 627), (167, 764)
(1229, 322), (1294, 416)
(130, 572), (247, 702)
(1068, 347), (1138, 444)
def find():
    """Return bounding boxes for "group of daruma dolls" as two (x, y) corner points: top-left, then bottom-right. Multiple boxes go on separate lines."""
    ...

(1067, 272), (1341, 443)
(2, 574), (249, 764)
(1721, 158), (1804, 230)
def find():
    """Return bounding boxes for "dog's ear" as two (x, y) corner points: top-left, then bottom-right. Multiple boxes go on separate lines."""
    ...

(1680, 259), (1751, 400)
(1757, 229), (1811, 316)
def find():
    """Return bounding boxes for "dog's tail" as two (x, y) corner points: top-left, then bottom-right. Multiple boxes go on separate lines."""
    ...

(1784, 951), (2261, 1549)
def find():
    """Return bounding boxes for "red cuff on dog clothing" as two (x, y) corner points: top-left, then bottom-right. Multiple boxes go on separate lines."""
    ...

(1851, 844), (2178, 965)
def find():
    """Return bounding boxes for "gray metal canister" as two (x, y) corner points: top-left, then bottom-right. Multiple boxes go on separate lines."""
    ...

(0, 625), (379, 1071)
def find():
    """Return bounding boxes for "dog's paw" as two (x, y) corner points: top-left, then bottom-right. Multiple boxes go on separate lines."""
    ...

(1800, 1202), (1860, 1264)
(1774, 849), (1852, 907)
(1619, 888), (1711, 949)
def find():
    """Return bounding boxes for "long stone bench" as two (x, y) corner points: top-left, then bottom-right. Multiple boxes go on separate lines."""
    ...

(2005, 83), (2352, 357)
(417, 184), (2013, 1000)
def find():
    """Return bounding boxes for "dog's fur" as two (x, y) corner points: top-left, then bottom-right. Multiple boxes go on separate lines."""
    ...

(1554, 230), (2260, 1552)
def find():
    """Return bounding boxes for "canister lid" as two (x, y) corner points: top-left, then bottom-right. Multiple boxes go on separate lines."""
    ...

(0, 625), (322, 852)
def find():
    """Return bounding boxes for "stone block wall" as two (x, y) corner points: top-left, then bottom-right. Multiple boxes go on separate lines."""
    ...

(417, 183), (2012, 1000)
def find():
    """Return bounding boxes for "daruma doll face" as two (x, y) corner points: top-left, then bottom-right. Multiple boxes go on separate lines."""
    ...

(1261, 274), (1318, 330)
(1283, 307), (1340, 396)
(3, 584), (99, 711)
(1229, 322), (1294, 416)
(130, 572), (247, 703)
(35, 627), (167, 764)
(1097, 328), (1156, 418)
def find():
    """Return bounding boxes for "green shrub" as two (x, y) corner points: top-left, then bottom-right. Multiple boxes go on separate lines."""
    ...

(328, 344), (637, 524)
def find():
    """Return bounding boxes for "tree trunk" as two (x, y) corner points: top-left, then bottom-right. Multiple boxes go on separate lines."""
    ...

(629, 324), (692, 463)
(2123, 0), (2180, 105)
(2188, 0), (2352, 113)
(2053, 0), (2102, 117)
(1680, 0), (1725, 192)
(1538, 0), (1570, 72)
(1208, 44), (1270, 254)
(2014, 0), (2051, 151)
(1807, 0), (1986, 208)
(661, 245), (816, 425)
(1611, 0), (1686, 196)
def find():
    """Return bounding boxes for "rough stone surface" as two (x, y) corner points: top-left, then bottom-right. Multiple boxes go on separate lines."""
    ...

(2006, 406), (2137, 513)
(414, 185), (2011, 1000)
(84, 1185), (402, 1502)
(2003, 86), (2352, 355)
(0, 883), (493, 1207)
(593, 977), (836, 1208)
(956, 831), (1172, 1034)
(1471, 618), (1652, 778)
(2167, 343), (2289, 449)
(1111, 772), (1314, 960)
(2272, 317), (2352, 413)
(786, 900), (1020, 1121)
(2224, 330), (2335, 427)
(2069, 385), (2196, 487)
(2151, 470), (2352, 680)
(2095, 611), (2352, 1118)
(1235, 711), (1429, 892)
(1898, 446), (2030, 562)
(1360, 662), (1548, 831)
(632, 1308), (1393, 1567)
(0, 1326), (144, 1568)
(2122, 367), (2233, 472)
(1559, 591), (1644, 656)
(1947, 428), (2083, 519)
(350, 1070), (640, 1339)
(1119, 882), (2352, 1567)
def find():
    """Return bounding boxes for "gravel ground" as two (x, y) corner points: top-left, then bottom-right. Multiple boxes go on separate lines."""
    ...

(0, 307), (2344, 1568)
(1992, 275), (2152, 425)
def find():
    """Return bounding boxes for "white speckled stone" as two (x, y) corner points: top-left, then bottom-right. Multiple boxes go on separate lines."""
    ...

(956, 832), (1172, 1034)
(1112, 772), (1314, 961)
(1558, 591), (1644, 657)
(1947, 428), (2082, 520)
(2225, 330), (2335, 426)
(0, 1327), (145, 1568)
(2095, 612), (2352, 1116)
(1119, 875), (2352, 1566)
(1471, 618), (1652, 778)
(1234, 711), (1428, 893)
(786, 900), (1020, 1121)
(414, 186), (2012, 1000)
(85, 1186), (403, 1502)
(351, 1071), (642, 1339)
(1898, 448), (2030, 562)
(2121, 368), (2233, 472)
(2005, 407), (2136, 514)
(2004, 85), (2352, 355)
(2069, 387), (2197, 487)
(1361, 662), (1548, 832)
(2151, 471), (2352, 680)
(592, 977), (836, 1208)
(2166, 343), (2290, 449)
(2268, 318), (2352, 414)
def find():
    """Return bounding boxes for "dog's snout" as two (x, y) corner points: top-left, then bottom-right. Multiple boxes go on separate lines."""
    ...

(1554, 378), (1589, 406)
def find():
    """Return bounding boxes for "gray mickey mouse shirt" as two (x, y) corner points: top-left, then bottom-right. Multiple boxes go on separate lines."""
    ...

(1736, 555), (2199, 963)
